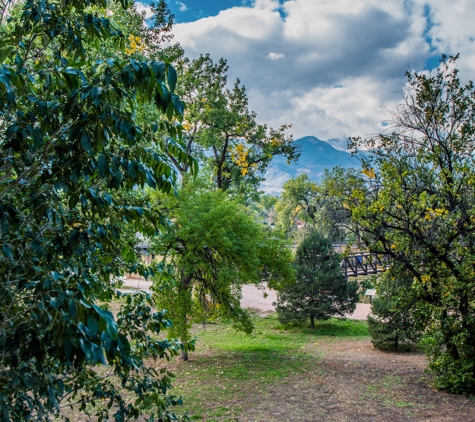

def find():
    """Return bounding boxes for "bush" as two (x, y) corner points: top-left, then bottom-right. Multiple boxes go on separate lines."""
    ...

(367, 269), (421, 352)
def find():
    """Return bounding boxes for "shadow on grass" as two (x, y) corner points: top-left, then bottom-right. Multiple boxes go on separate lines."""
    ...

(182, 315), (368, 389)
(190, 345), (315, 383)
(274, 317), (370, 338)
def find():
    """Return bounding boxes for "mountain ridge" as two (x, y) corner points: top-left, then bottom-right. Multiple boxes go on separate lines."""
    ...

(261, 136), (362, 195)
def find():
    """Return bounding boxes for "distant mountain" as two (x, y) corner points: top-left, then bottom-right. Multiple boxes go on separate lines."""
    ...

(261, 136), (362, 195)
(325, 137), (350, 151)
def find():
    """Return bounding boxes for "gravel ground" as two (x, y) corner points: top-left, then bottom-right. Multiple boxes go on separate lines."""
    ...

(120, 278), (371, 320)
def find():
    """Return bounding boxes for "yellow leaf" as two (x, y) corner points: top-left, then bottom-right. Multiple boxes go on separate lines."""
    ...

(362, 168), (376, 178)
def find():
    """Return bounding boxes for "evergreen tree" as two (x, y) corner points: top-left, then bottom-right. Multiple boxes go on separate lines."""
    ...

(367, 266), (421, 351)
(276, 231), (358, 328)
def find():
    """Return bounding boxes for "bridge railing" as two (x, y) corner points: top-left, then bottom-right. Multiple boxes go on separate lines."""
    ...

(341, 253), (390, 277)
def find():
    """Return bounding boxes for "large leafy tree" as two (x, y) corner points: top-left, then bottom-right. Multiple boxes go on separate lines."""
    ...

(345, 55), (475, 393)
(151, 184), (295, 360)
(275, 174), (319, 232)
(171, 54), (299, 197)
(0, 0), (195, 419)
(317, 167), (368, 245)
(275, 231), (358, 328)
(275, 171), (353, 243)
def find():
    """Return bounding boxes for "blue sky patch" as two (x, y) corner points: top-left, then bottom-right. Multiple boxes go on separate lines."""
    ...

(424, 55), (441, 71)
(422, 5), (437, 53)
(164, 0), (250, 23)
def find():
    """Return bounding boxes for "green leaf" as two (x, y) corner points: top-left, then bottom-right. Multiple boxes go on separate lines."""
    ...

(167, 64), (177, 93)
(2, 244), (12, 259)
(171, 94), (184, 116)
(152, 62), (165, 80)
(98, 153), (107, 177)
(0, 46), (15, 63)
(92, 304), (118, 340)
(79, 337), (92, 359)
(91, 343), (106, 365)
(68, 299), (77, 318)
(81, 133), (92, 153)
(145, 170), (156, 188)
(127, 160), (137, 179)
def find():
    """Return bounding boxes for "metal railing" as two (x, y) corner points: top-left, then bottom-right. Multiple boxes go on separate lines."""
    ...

(341, 253), (390, 277)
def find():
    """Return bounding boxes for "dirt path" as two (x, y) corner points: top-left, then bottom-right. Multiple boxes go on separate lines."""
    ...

(240, 283), (371, 320)
(121, 277), (475, 421)
(239, 339), (475, 422)
(121, 278), (371, 320)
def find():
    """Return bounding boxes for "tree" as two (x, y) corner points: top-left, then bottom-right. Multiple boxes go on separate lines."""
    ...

(275, 231), (358, 328)
(367, 265), (421, 351)
(275, 174), (319, 232)
(172, 54), (299, 197)
(151, 186), (295, 360)
(0, 0), (196, 419)
(275, 172), (353, 243)
(318, 167), (365, 244)
(346, 55), (475, 393)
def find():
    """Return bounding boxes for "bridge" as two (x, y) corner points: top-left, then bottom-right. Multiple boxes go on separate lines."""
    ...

(341, 253), (390, 277)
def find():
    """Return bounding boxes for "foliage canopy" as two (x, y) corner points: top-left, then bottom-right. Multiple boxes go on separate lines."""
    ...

(152, 186), (295, 359)
(345, 55), (475, 393)
(367, 264), (421, 352)
(0, 0), (195, 419)
(173, 54), (299, 198)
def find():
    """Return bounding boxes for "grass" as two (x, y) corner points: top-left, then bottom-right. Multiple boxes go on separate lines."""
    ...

(168, 315), (370, 420)
(56, 310), (475, 421)
(164, 314), (475, 421)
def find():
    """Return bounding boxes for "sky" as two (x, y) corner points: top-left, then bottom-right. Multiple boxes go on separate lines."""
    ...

(136, 0), (475, 142)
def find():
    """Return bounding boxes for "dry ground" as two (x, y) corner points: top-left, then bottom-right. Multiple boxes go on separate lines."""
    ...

(166, 325), (475, 422)
(111, 284), (475, 421)
(249, 339), (475, 422)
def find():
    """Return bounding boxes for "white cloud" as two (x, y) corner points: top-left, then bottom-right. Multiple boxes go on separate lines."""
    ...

(134, 2), (154, 19)
(176, 2), (188, 12)
(169, 0), (475, 139)
(267, 52), (285, 60)
(413, 0), (475, 76)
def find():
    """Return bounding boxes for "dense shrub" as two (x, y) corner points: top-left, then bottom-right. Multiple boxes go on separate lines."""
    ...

(276, 231), (358, 328)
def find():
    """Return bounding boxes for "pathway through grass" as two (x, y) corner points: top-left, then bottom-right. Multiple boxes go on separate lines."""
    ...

(168, 315), (370, 420)
(165, 314), (475, 421)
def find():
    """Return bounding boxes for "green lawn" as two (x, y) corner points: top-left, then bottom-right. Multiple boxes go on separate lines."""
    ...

(164, 314), (475, 421)
(168, 315), (370, 420)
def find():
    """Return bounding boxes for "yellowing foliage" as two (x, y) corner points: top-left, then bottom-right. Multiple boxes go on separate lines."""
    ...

(125, 34), (145, 55)
(362, 168), (376, 178)
(231, 143), (257, 176)
(424, 207), (449, 221)
(421, 274), (431, 284)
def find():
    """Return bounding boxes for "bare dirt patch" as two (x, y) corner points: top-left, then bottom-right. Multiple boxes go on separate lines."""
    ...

(254, 339), (474, 422)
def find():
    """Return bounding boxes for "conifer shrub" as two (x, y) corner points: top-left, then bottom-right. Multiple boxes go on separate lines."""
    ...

(367, 268), (421, 352)
(275, 231), (358, 328)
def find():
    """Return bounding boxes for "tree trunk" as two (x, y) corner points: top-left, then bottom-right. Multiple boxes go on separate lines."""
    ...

(216, 166), (223, 189)
(442, 311), (460, 360)
(180, 350), (189, 361)
(179, 274), (193, 361)
(310, 314), (315, 329)
(215, 135), (229, 189)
